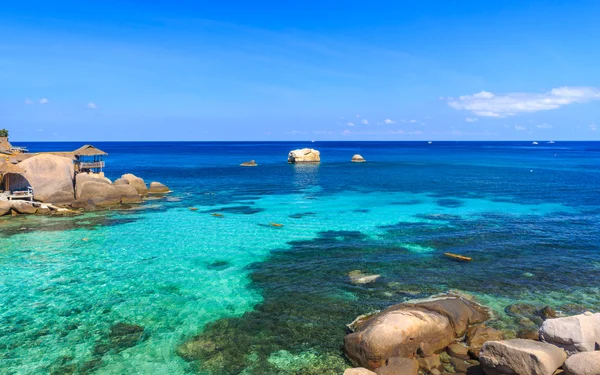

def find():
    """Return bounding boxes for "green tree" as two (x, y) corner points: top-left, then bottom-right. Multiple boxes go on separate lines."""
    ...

(0, 129), (8, 137)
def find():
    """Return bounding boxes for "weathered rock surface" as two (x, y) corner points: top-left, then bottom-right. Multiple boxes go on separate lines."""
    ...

(467, 325), (503, 359)
(0, 201), (10, 216)
(287, 148), (320, 163)
(539, 312), (600, 354)
(10, 200), (37, 214)
(563, 351), (600, 375)
(344, 296), (488, 369)
(114, 178), (129, 185)
(75, 181), (122, 207)
(148, 181), (170, 194)
(374, 357), (418, 375)
(19, 154), (75, 204)
(352, 154), (366, 163)
(114, 185), (142, 204)
(447, 343), (470, 360)
(344, 368), (377, 375)
(240, 160), (257, 167)
(76, 173), (111, 199)
(120, 174), (148, 195)
(479, 339), (567, 375)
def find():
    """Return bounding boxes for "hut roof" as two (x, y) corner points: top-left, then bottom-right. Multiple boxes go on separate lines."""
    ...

(0, 161), (24, 174)
(72, 144), (108, 156)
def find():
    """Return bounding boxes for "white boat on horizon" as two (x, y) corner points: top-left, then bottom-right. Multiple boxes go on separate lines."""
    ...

(532, 141), (539, 145)
(548, 140), (555, 144)
(428, 141), (432, 144)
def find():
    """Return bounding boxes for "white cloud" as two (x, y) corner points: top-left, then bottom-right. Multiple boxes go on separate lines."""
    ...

(86, 102), (97, 109)
(409, 119), (417, 123)
(466, 117), (478, 122)
(591, 122), (597, 131)
(347, 122), (355, 127)
(361, 119), (369, 125)
(447, 86), (600, 117)
(342, 129), (352, 136)
(536, 123), (553, 129)
(384, 119), (395, 125)
(355, 114), (360, 118)
(515, 125), (527, 131)
(24, 99), (33, 105)
(39, 98), (49, 104)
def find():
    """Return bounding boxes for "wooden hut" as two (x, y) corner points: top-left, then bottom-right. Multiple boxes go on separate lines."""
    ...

(0, 161), (32, 200)
(73, 145), (107, 173)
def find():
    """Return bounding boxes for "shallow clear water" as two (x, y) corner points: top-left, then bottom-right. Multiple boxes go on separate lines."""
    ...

(2, 141), (600, 374)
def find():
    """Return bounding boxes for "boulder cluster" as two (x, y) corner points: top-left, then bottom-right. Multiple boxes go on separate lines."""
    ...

(287, 148), (321, 163)
(343, 296), (600, 375)
(0, 154), (171, 216)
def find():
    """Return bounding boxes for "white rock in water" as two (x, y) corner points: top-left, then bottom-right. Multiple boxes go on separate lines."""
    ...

(287, 148), (320, 163)
(540, 312), (600, 354)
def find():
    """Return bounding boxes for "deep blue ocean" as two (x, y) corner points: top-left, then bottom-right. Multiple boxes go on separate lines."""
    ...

(2, 141), (600, 374)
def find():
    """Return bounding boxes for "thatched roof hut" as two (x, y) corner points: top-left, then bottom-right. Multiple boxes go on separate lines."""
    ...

(72, 145), (108, 156)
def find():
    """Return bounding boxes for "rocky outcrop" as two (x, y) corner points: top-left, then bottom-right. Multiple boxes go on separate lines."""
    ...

(287, 148), (320, 163)
(344, 296), (489, 370)
(76, 173), (111, 199)
(114, 178), (129, 185)
(75, 181), (122, 208)
(539, 312), (600, 354)
(351, 154), (366, 163)
(10, 200), (37, 214)
(563, 351), (600, 375)
(120, 174), (148, 195)
(114, 185), (142, 204)
(148, 182), (170, 194)
(479, 339), (566, 375)
(18, 154), (75, 204)
(0, 201), (10, 216)
(374, 357), (418, 375)
(466, 325), (503, 358)
(240, 160), (257, 167)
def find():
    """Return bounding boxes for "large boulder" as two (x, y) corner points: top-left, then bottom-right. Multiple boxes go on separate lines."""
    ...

(466, 325), (503, 359)
(76, 173), (111, 199)
(75, 181), (122, 207)
(148, 181), (170, 194)
(344, 368), (377, 375)
(114, 185), (142, 204)
(344, 296), (488, 369)
(563, 351), (600, 375)
(10, 200), (37, 214)
(479, 339), (567, 375)
(120, 174), (148, 195)
(0, 201), (10, 216)
(18, 154), (75, 204)
(287, 148), (320, 163)
(539, 312), (600, 354)
(374, 357), (418, 375)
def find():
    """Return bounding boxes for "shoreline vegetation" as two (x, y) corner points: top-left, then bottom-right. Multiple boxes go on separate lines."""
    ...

(3, 140), (600, 374)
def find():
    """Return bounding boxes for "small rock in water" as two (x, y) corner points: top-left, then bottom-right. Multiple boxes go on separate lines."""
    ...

(211, 213), (224, 217)
(270, 223), (284, 227)
(523, 272), (535, 277)
(81, 238), (89, 241)
(189, 207), (198, 211)
(240, 160), (258, 167)
(351, 154), (366, 163)
(108, 323), (145, 352)
(348, 270), (380, 285)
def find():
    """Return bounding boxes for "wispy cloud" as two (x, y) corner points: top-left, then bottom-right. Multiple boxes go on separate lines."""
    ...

(361, 119), (369, 125)
(355, 114), (361, 118)
(515, 125), (527, 131)
(591, 122), (597, 131)
(86, 102), (97, 109)
(347, 122), (355, 127)
(39, 98), (49, 104)
(466, 117), (478, 122)
(24, 98), (33, 105)
(536, 123), (552, 129)
(447, 86), (600, 117)
(409, 119), (417, 123)
(384, 119), (395, 125)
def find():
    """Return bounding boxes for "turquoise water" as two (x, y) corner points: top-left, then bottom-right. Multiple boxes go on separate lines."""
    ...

(2, 141), (600, 374)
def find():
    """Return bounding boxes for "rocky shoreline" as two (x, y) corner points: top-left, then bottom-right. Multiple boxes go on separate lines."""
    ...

(0, 153), (170, 217)
(342, 294), (599, 375)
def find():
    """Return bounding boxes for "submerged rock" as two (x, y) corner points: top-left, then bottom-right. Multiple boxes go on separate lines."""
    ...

(148, 181), (170, 194)
(108, 323), (145, 352)
(120, 174), (148, 195)
(348, 270), (380, 285)
(563, 351), (600, 375)
(539, 312), (600, 354)
(240, 160), (257, 167)
(479, 339), (566, 375)
(19, 154), (75, 205)
(287, 148), (320, 163)
(351, 154), (366, 163)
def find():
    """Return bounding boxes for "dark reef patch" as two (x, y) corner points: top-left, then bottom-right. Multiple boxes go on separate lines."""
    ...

(206, 260), (231, 270)
(202, 205), (265, 215)
(288, 212), (317, 219)
(436, 198), (464, 208)
(390, 199), (423, 205)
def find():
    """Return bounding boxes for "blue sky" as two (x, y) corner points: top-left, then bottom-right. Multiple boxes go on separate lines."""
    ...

(1, 0), (600, 141)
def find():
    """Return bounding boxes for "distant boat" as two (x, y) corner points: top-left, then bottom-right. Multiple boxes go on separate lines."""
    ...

(548, 140), (555, 144)
(532, 141), (539, 145)
(311, 140), (315, 143)
(428, 141), (432, 144)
